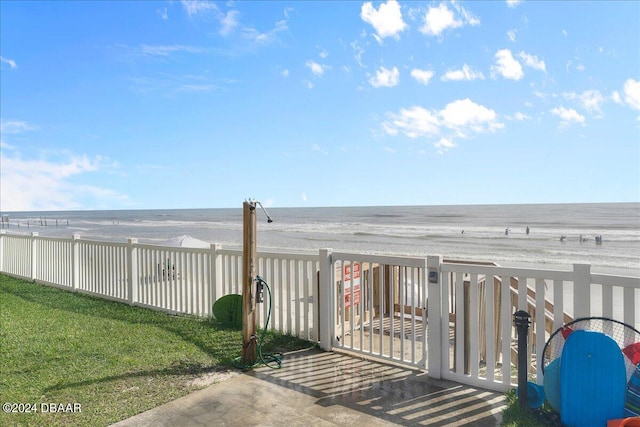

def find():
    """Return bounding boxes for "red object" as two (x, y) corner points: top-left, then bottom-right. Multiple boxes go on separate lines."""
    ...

(561, 326), (574, 339)
(608, 418), (640, 427)
(622, 342), (640, 365)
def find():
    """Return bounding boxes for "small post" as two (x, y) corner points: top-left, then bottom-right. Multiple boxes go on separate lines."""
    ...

(318, 248), (333, 351)
(0, 230), (5, 273)
(30, 232), (39, 281)
(427, 255), (442, 378)
(242, 201), (258, 366)
(72, 234), (81, 291)
(210, 243), (222, 316)
(127, 238), (138, 305)
(514, 310), (531, 409)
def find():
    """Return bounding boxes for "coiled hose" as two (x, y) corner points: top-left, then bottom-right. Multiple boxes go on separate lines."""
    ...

(232, 276), (283, 370)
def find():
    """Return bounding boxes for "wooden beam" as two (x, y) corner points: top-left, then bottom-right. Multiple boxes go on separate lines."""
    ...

(242, 201), (257, 366)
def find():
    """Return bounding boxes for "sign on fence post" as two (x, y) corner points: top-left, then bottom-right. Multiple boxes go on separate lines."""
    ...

(343, 262), (361, 308)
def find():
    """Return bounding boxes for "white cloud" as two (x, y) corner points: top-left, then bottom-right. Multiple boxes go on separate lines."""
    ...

(382, 99), (502, 151)
(451, 1), (480, 26)
(0, 56), (17, 69)
(0, 119), (127, 210)
(420, 2), (479, 37)
(281, 69), (289, 78)
(491, 49), (524, 80)
(624, 78), (640, 110)
(177, 84), (218, 92)
(181, 2), (284, 43)
(0, 141), (14, 150)
(350, 40), (366, 68)
(562, 90), (606, 115)
(219, 10), (239, 36)
(507, 29), (517, 42)
(384, 146), (397, 154)
(506, 0), (522, 8)
(440, 98), (503, 134)
(138, 44), (203, 57)
(434, 137), (457, 153)
(410, 68), (435, 85)
(512, 112), (530, 120)
(0, 120), (38, 134)
(318, 49), (328, 59)
(441, 64), (485, 81)
(579, 90), (605, 115)
(242, 19), (288, 44)
(301, 192), (307, 202)
(611, 90), (622, 104)
(550, 106), (585, 126)
(0, 151), (125, 211)
(369, 66), (400, 88)
(181, 0), (218, 17)
(305, 60), (327, 77)
(157, 7), (168, 20)
(383, 106), (440, 138)
(518, 51), (546, 72)
(361, 0), (407, 41)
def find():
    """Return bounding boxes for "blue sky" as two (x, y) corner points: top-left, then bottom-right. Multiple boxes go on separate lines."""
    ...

(1, 0), (639, 211)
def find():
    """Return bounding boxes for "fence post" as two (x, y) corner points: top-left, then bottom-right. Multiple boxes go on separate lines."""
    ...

(514, 310), (531, 409)
(427, 255), (443, 378)
(127, 238), (138, 306)
(210, 243), (222, 315)
(72, 234), (80, 291)
(318, 248), (333, 351)
(30, 232), (39, 281)
(0, 230), (5, 273)
(573, 264), (591, 319)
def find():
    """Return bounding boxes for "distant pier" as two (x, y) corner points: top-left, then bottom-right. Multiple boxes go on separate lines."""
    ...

(0, 215), (69, 229)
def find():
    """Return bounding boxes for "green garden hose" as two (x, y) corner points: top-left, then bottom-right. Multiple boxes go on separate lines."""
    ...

(232, 276), (283, 370)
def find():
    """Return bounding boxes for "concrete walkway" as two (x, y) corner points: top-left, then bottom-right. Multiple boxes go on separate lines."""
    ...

(111, 349), (506, 427)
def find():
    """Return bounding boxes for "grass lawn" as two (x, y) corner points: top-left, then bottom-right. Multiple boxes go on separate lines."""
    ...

(501, 389), (562, 427)
(0, 274), (315, 427)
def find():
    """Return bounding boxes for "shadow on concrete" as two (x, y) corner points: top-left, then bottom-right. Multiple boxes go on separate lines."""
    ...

(250, 348), (506, 426)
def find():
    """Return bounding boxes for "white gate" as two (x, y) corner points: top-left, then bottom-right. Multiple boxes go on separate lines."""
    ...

(327, 251), (429, 370)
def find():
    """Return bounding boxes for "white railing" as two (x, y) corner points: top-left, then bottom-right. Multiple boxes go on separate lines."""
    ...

(36, 236), (73, 287)
(434, 261), (640, 391)
(0, 232), (319, 343)
(1, 231), (638, 393)
(318, 251), (640, 392)
(323, 251), (428, 370)
(77, 239), (129, 302)
(134, 241), (214, 316)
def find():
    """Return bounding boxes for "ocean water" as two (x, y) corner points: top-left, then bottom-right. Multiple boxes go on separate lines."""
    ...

(3, 203), (639, 275)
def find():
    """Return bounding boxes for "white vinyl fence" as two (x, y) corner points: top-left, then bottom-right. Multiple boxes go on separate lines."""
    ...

(2, 230), (639, 392)
(0, 232), (320, 343)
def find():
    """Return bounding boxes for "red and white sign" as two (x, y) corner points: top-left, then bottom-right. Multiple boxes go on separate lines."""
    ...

(343, 262), (361, 308)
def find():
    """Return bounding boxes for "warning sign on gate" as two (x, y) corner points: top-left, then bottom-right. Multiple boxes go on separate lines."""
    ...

(343, 262), (361, 308)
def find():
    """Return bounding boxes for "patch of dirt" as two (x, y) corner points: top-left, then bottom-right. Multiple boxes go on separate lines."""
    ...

(188, 369), (239, 388)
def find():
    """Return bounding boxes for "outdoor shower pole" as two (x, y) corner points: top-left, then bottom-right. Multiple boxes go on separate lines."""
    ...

(514, 310), (531, 409)
(242, 200), (258, 366)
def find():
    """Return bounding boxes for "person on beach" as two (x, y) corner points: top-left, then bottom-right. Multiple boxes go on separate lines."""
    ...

(526, 226), (530, 235)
